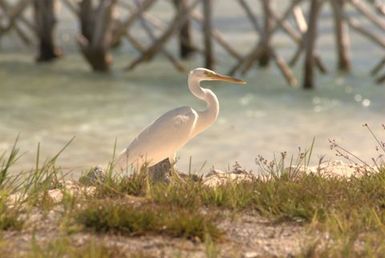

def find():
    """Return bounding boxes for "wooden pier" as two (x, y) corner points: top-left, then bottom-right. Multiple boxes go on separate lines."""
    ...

(1, 0), (385, 89)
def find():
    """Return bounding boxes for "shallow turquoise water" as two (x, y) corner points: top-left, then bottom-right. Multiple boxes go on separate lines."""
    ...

(0, 52), (384, 174)
(0, 2), (385, 174)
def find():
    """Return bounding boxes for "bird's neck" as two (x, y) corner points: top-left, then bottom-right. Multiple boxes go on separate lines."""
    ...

(188, 75), (219, 136)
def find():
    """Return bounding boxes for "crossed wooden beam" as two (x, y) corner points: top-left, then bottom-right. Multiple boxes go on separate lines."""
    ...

(1, 0), (385, 86)
(0, 0), (35, 45)
(230, 0), (385, 87)
(62, 0), (197, 72)
(61, 0), (242, 72)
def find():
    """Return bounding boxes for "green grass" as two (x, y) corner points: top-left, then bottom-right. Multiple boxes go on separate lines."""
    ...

(0, 138), (74, 231)
(116, 166), (385, 229)
(90, 169), (149, 198)
(0, 200), (23, 230)
(0, 139), (25, 230)
(75, 198), (220, 241)
(299, 236), (385, 258)
(73, 143), (385, 257)
(25, 237), (150, 258)
(2, 131), (385, 257)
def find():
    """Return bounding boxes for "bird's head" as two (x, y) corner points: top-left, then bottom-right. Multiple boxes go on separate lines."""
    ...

(190, 68), (246, 85)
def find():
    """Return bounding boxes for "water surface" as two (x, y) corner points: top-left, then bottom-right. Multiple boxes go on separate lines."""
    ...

(0, 2), (384, 174)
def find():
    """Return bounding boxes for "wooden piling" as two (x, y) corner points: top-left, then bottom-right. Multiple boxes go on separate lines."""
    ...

(33, 0), (61, 62)
(173, 0), (195, 59)
(203, 0), (214, 69)
(2, 0), (385, 87)
(331, 0), (351, 72)
(78, 0), (117, 72)
(303, 0), (322, 89)
(259, 0), (273, 67)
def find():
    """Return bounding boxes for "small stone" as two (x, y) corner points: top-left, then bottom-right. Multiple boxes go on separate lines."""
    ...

(47, 189), (63, 203)
(79, 166), (105, 186)
(243, 251), (258, 258)
(205, 169), (226, 177)
(203, 171), (253, 187)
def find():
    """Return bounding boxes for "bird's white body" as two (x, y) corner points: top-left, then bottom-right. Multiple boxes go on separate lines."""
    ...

(116, 68), (245, 172)
(121, 106), (200, 167)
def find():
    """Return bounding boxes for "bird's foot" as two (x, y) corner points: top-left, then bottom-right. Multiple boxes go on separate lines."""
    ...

(148, 158), (190, 184)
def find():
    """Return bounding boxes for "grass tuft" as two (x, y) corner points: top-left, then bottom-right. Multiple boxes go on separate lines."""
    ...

(75, 199), (220, 241)
(93, 170), (148, 198)
(27, 237), (139, 258)
(2, 133), (385, 256)
(0, 202), (23, 230)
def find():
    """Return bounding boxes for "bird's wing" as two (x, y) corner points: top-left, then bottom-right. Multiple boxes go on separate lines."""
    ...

(118, 106), (199, 167)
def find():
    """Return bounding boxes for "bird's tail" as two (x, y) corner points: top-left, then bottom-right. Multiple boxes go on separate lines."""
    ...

(114, 149), (146, 174)
(113, 149), (130, 173)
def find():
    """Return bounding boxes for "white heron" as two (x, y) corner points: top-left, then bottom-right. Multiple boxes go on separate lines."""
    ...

(115, 67), (246, 172)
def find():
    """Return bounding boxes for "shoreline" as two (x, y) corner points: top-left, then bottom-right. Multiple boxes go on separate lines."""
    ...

(1, 157), (382, 257)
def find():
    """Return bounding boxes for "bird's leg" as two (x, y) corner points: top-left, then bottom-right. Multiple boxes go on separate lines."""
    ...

(168, 154), (185, 182)
(168, 154), (177, 169)
(148, 158), (171, 183)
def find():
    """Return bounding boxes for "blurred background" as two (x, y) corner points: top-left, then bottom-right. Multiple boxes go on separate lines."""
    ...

(0, 0), (385, 174)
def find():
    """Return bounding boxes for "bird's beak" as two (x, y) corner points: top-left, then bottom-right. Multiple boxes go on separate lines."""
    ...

(211, 73), (246, 85)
